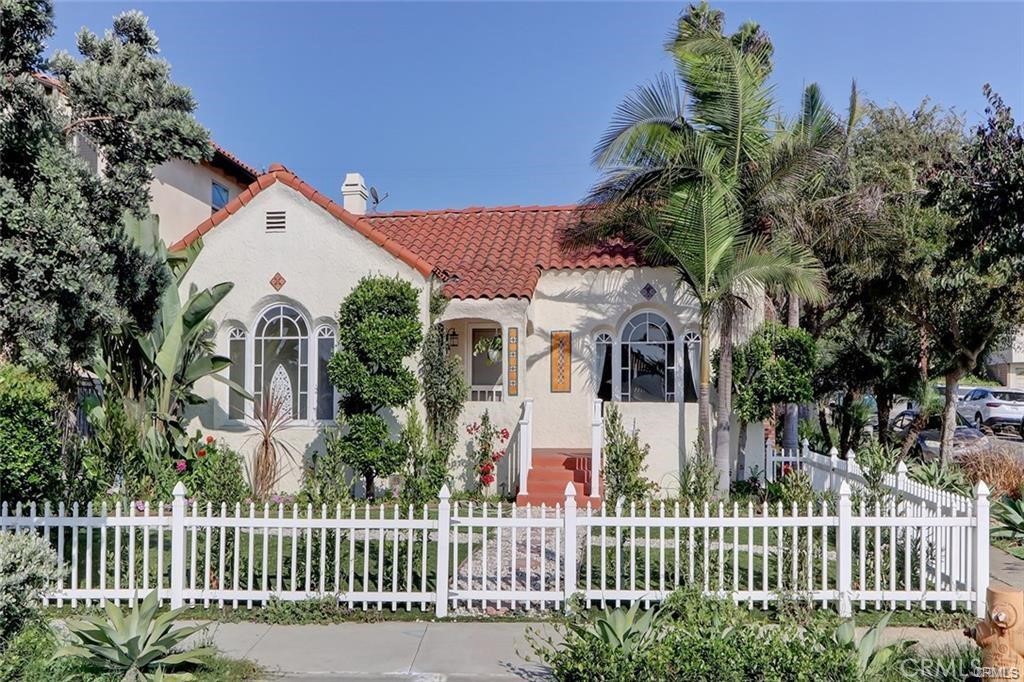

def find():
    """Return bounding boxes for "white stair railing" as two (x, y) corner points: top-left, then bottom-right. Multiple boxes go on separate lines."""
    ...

(518, 398), (534, 495)
(591, 398), (603, 499)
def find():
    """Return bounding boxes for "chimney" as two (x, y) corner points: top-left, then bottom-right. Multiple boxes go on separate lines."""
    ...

(342, 172), (368, 215)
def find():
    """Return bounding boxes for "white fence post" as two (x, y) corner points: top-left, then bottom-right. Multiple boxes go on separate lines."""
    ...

(837, 481), (852, 618)
(591, 399), (603, 500)
(435, 484), (452, 618)
(518, 399), (534, 496)
(846, 448), (857, 474)
(895, 461), (908, 493)
(974, 481), (990, 618)
(170, 482), (186, 609)
(563, 483), (578, 611)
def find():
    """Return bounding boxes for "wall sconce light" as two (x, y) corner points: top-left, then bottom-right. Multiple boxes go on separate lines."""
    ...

(446, 329), (459, 348)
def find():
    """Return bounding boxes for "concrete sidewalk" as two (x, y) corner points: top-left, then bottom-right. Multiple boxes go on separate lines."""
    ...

(194, 620), (552, 680)
(191, 620), (971, 681)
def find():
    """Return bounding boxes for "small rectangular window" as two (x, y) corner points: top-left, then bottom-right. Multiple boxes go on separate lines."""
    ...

(265, 210), (286, 232)
(211, 182), (229, 213)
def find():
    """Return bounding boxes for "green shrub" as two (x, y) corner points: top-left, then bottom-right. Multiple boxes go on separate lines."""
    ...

(0, 532), (62, 643)
(530, 588), (861, 682)
(0, 364), (62, 502)
(0, 620), (88, 680)
(766, 469), (815, 508)
(184, 434), (251, 507)
(298, 430), (352, 508)
(603, 405), (655, 505)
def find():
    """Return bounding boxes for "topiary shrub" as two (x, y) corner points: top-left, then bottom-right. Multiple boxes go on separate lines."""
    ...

(328, 277), (422, 500)
(0, 532), (62, 643)
(0, 364), (62, 502)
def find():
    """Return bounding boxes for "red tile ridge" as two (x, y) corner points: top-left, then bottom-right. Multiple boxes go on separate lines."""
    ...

(366, 203), (580, 218)
(169, 167), (434, 278)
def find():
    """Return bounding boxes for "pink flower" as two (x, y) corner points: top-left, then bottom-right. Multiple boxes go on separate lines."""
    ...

(174, 459), (187, 473)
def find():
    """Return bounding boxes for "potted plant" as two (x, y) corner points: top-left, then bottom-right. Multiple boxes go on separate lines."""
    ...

(473, 335), (503, 365)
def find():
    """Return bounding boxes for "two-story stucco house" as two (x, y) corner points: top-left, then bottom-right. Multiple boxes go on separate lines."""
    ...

(166, 163), (767, 505)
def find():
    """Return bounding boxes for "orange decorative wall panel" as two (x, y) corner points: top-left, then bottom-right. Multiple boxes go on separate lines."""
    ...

(550, 331), (571, 393)
(507, 327), (519, 396)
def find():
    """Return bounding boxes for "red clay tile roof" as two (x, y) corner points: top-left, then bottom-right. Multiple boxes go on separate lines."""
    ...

(170, 164), (434, 277)
(211, 143), (260, 183)
(366, 207), (640, 299)
(172, 166), (642, 299)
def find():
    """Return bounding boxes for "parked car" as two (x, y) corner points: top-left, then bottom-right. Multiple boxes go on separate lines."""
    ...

(956, 387), (1024, 433)
(888, 409), (989, 460)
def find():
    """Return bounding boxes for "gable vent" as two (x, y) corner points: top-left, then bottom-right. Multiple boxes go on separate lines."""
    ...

(265, 210), (286, 232)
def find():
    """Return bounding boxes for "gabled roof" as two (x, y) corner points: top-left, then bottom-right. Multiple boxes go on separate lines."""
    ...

(170, 164), (434, 277)
(172, 165), (642, 299)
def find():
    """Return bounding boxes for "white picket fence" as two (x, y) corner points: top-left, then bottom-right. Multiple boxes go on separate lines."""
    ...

(2, 450), (990, 617)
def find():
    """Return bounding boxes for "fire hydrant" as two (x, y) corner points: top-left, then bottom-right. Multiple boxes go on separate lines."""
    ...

(966, 586), (1024, 681)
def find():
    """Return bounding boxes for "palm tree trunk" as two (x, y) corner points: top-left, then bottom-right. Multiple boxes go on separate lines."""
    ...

(697, 311), (713, 462)
(714, 308), (734, 494)
(783, 294), (800, 452)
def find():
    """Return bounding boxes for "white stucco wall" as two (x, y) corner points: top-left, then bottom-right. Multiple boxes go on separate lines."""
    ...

(151, 159), (246, 246)
(179, 181), (430, 490)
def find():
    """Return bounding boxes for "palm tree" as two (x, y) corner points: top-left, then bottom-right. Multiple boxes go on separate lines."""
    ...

(634, 163), (825, 491)
(564, 2), (831, 487)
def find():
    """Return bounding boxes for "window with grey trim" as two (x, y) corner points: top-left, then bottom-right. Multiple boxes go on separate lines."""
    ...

(254, 305), (309, 420)
(228, 328), (246, 419)
(620, 312), (675, 402)
(316, 326), (337, 420)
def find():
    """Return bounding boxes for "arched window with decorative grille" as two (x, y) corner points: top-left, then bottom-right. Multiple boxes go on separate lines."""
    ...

(227, 327), (247, 420)
(681, 331), (701, 403)
(594, 332), (613, 401)
(315, 325), (338, 420)
(619, 312), (675, 402)
(254, 305), (309, 420)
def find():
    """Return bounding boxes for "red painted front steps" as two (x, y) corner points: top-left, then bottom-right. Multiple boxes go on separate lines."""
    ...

(516, 448), (602, 507)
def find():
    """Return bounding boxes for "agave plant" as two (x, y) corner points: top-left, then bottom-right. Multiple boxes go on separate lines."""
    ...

(909, 460), (971, 497)
(834, 613), (914, 679)
(993, 497), (1024, 542)
(568, 602), (664, 655)
(56, 590), (212, 681)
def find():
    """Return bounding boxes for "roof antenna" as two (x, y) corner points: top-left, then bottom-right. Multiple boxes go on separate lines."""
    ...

(369, 186), (389, 211)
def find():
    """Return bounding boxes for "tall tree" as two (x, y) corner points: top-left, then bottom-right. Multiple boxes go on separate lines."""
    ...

(927, 87), (1024, 461)
(565, 2), (829, 482)
(0, 2), (209, 379)
(636, 175), (824, 491)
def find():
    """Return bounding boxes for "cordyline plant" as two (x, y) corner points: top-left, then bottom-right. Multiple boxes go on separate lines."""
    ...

(247, 392), (299, 499)
(56, 590), (212, 681)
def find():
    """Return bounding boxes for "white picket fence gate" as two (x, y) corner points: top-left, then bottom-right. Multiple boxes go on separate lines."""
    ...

(1, 444), (990, 618)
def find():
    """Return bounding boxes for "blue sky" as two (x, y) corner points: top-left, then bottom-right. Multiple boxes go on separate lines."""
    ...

(50, 2), (1024, 210)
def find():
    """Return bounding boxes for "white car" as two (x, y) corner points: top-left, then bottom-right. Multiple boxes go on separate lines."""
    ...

(957, 387), (1024, 432)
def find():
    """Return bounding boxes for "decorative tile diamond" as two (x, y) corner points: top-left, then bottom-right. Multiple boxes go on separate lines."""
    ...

(640, 283), (657, 300)
(270, 272), (287, 291)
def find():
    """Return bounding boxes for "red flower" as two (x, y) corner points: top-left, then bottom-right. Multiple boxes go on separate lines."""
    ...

(481, 474), (495, 486)
(205, 435), (215, 445)
(499, 428), (510, 441)
(196, 448), (208, 458)
(491, 453), (501, 462)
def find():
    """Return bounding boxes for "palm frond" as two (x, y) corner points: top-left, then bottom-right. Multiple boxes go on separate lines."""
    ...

(593, 73), (691, 169)
(725, 236), (827, 305)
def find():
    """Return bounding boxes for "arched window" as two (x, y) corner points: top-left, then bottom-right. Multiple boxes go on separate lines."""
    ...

(254, 305), (309, 420)
(315, 325), (338, 420)
(682, 332), (701, 404)
(620, 312), (675, 402)
(227, 327), (247, 420)
(594, 332), (613, 401)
